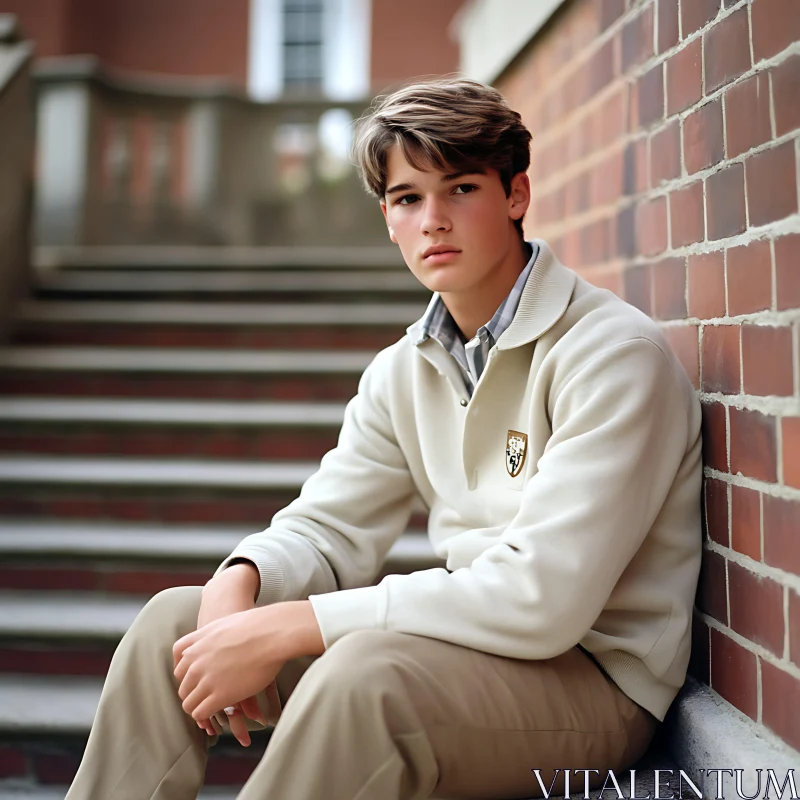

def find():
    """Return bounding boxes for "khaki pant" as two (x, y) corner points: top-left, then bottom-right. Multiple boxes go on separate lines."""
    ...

(65, 586), (658, 800)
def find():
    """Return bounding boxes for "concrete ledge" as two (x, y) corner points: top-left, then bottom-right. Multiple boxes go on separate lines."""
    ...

(35, 244), (406, 270)
(17, 300), (426, 326)
(664, 676), (799, 797)
(0, 346), (375, 373)
(0, 787), (236, 800)
(0, 398), (347, 426)
(33, 269), (426, 294)
(0, 521), (434, 564)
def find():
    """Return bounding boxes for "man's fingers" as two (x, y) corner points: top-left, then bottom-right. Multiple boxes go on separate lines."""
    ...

(228, 709), (251, 747)
(239, 695), (267, 726)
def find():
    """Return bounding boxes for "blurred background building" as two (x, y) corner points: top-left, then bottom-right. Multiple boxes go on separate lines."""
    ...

(0, 0), (798, 794)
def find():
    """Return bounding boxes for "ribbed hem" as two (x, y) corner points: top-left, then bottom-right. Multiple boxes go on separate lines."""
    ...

(308, 584), (385, 650)
(214, 548), (286, 606)
(592, 649), (678, 722)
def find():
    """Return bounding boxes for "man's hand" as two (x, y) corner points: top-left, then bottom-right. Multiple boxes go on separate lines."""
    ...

(193, 562), (275, 746)
(174, 599), (326, 726)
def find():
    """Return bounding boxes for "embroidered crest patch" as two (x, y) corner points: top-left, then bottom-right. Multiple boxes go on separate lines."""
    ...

(506, 430), (528, 478)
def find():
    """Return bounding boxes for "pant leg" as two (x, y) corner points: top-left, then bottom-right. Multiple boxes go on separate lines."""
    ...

(239, 629), (658, 800)
(65, 585), (284, 800)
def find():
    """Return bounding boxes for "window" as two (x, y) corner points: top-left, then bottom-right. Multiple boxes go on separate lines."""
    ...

(283, 0), (324, 91)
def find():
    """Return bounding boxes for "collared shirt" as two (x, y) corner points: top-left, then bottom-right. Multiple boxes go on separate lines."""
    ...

(412, 241), (539, 396)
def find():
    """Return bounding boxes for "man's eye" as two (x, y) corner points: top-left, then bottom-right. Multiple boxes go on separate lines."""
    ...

(397, 185), (477, 206)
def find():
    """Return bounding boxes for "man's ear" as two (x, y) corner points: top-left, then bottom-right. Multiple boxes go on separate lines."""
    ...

(508, 171), (531, 221)
(380, 201), (397, 243)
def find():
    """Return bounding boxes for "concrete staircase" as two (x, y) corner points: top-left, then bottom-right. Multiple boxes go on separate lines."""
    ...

(0, 249), (443, 795)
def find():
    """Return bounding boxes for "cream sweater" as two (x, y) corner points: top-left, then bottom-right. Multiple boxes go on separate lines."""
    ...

(216, 238), (704, 722)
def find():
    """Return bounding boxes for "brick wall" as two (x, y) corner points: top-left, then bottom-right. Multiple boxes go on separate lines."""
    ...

(496, 0), (800, 756)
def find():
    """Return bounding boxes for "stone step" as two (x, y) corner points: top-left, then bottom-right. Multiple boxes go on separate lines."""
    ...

(0, 676), (271, 789)
(33, 269), (428, 303)
(0, 672), (680, 799)
(0, 522), (438, 600)
(11, 301), (422, 350)
(0, 455), (430, 526)
(0, 397), (346, 459)
(0, 347), (370, 400)
(35, 244), (406, 270)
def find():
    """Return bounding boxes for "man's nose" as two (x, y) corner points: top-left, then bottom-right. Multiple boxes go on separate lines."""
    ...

(420, 197), (451, 234)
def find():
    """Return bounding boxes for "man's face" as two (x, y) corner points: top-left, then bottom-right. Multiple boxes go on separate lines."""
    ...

(379, 143), (530, 296)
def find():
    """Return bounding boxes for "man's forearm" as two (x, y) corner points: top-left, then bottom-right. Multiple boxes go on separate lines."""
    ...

(206, 561), (325, 659)
(205, 560), (261, 603)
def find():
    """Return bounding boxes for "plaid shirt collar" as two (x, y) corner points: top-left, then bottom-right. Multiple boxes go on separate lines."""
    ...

(412, 241), (539, 392)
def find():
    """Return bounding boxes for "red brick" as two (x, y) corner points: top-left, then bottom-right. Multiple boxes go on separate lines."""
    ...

(776, 233), (800, 311)
(598, 88), (627, 150)
(741, 325), (794, 396)
(34, 751), (82, 785)
(0, 646), (113, 676)
(600, 0), (627, 31)
(701, 401), (728, 472)
(637, 195), (668, 256)
(590, 148), (624, 207)
(650, 119), (682, 186)
(682, 0), (720, 37)
(729, 407), (778, 482)
(761, 660), (800, 752)
(579, 218), (612, 266)
(653, 256), (688, 319)
(670, 181), (705, 249)
(688, 251), (725, 318)
(622, 5), (654, 73)
(667, 38), (702, 116)
(725, 72), (773, 159)
(698, 550), (728, 623)
(704, 8), (751, 94)
(772, 54), (800, 137)
(0, 745), (26, 777)
(701, 325), (741, 394)
(664, 324), (700, 389)
(710, 628), (758, 720)
(617, 204), (638, 258)
(730, 485), (761, 559)
(790, 590), (800, 668)
(726, 239), (772, 315)
(658, 0), (680, 54)
(746, 141), (799, 227)
(763, 494), (800, 576)
(705, 476), (730, 546)
(0, 567), (100, 591)
(751, 0), (800, 63)
(689, 614), (711, 684)
(728, 561), (784, 655)
(638, 63), (665, 127)
(783, 417), (800, 490)
(623, 136), (649, 195)
(707, 162), (746, 241)
(684, 99), (725, 175)
(623, 263), (652, 314)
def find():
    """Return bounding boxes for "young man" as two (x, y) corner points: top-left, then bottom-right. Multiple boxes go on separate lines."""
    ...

(66, 77), (703, 800)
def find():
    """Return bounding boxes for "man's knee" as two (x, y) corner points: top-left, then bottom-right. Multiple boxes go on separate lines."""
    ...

(126, 584), (204, 644)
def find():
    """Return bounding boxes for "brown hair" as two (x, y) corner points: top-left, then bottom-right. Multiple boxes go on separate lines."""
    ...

(350, 75), (532, 239)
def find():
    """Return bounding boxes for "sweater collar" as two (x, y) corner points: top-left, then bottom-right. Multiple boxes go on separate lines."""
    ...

(405, 238), (576, 351)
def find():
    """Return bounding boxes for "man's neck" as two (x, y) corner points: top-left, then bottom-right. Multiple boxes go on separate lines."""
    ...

(442, 239), (531, 341)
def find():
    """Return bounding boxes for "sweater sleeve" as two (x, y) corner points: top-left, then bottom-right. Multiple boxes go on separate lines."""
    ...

(213, 345), (418, 606)
(308, 337), (694, 658)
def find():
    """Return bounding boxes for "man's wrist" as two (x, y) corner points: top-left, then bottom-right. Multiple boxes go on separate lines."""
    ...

(208, 560), (261, 603)
(260, 601), (326, 660)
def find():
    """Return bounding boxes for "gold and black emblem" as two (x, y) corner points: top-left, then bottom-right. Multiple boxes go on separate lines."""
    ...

(505, 430), (528, 478)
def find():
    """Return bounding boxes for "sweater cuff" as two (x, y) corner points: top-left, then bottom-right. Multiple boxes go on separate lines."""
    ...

(308, 584), (387, 650)
(215, 549), (286, 606)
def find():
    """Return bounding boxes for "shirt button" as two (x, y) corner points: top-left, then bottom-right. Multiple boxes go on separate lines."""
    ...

(460, 398), (468, 407)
